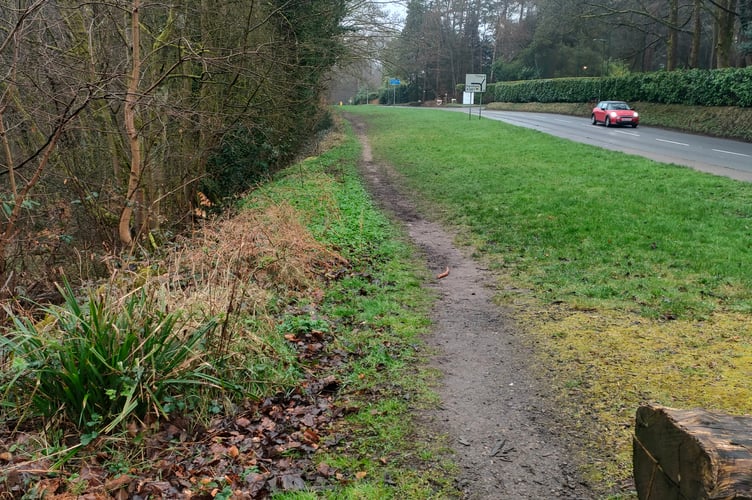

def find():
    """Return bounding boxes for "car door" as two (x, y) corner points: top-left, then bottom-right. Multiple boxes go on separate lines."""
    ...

(594, 102), (607, 122)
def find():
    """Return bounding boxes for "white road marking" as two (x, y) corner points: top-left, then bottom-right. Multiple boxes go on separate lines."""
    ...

(712, 149), (750, 158)
(656, 138), (689, 146)
(615, 130), (640, 137)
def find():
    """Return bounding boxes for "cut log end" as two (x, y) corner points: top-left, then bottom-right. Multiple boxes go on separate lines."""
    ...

(634, 404), (752, 500)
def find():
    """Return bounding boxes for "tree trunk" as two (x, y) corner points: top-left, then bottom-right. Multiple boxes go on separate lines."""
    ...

(634, 404), (752, 500)
(667, 0), (679, 70)
(716, 0), (738, 68)
(119, 0), (142, 246)
(690, 0), (702, 68)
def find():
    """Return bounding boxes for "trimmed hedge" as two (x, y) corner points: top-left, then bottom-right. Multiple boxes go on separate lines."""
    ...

(485, 67), (752, 107)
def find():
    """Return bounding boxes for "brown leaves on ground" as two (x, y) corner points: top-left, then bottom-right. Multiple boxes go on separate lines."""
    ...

(136, 384), (356, 499)
(0, 201), (360, 498)
(0, 332), (360, 499)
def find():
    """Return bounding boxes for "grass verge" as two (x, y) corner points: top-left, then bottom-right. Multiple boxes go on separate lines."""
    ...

(342, 104), (752, 496)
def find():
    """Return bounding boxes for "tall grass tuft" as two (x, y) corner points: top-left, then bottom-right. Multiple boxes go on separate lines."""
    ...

(0, 280), (221, 437)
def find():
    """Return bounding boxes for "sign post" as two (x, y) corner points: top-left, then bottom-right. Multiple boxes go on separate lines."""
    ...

(465, 74), (487, 120)
(389, 78), (401, 105)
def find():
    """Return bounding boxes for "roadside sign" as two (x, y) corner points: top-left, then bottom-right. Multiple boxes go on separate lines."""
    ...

(465, 74), (488, 121)
(388, 78), (401, 105)
(464, 74), (486, 93)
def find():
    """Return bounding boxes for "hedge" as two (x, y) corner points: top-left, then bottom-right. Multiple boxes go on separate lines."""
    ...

(484, 67), (752, 107)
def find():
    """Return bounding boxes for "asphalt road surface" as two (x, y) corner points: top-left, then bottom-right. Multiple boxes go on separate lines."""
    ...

(455, 108), (752, 182)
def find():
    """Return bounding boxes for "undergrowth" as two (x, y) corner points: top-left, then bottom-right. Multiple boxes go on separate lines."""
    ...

(1, 280), (223, 437)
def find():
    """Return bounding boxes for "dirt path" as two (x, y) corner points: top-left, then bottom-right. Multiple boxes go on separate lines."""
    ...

(348, 115), (595, 499)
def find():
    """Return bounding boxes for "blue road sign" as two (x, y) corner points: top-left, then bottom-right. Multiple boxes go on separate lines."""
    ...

(389, 78), (401, 85)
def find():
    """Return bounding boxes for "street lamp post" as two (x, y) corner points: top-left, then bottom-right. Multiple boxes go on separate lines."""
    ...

(421, 70), (426, 103)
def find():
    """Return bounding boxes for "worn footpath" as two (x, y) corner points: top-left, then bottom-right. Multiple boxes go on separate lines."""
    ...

(349, 114), (595, 499)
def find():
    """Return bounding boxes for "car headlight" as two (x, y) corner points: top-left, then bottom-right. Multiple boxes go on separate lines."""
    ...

(633, 112), (639, 117)
(610, 112), (617, 118)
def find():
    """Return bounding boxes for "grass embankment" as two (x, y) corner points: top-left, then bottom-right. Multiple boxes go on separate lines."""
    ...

(0, 121), (457, 497)
(486, 101), (752, 142)
(344, 105), (752, 496)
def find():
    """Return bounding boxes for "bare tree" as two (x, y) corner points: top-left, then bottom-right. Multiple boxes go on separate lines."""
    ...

(689, 0), (703, 67)
(0, 1), (101, 295)
(1, 0), (352, 299)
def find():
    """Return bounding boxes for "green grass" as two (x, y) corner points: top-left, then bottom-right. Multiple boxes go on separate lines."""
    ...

(340, 105), (752, 496)
(345, 105), (752, 320)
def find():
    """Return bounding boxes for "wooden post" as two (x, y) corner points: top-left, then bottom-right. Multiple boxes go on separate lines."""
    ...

(633, 404), (752, 499)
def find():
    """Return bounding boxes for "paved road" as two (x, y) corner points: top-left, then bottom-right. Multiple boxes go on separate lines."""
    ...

(456, 108), (752, 182)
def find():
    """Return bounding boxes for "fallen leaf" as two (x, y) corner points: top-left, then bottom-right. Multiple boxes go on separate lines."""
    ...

(317, 462), (334, 477)
(355, 471), (367, 480)
(279, 474), (305, 491)
(300, 413), (316, 427)
(302, 429), (320, 444)
(104, 474), (133, 490)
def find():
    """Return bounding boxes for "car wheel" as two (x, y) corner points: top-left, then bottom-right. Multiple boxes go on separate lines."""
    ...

(632, 123), (638, 128)
(605, 116), (611, 127)
(591, 114), (597, 125)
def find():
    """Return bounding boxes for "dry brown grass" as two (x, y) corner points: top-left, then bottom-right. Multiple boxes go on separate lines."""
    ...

(175, 202), (346, 293)
(174, 202), (345, 304)
(92, 200), (349, 359)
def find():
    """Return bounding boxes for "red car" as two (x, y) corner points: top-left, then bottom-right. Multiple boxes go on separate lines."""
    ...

(591, 100), (639, 128)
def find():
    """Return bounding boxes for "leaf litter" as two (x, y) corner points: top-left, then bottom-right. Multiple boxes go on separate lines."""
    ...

(0, 199), (375, 498)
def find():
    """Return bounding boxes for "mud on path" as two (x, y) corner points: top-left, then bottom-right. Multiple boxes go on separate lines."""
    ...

(347, 114), (595, 499)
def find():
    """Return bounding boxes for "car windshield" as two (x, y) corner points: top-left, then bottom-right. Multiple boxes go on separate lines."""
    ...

(607, 102), (630, 110)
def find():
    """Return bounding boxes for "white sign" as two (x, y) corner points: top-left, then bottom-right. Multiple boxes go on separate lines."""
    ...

(465, 73), (487, 93)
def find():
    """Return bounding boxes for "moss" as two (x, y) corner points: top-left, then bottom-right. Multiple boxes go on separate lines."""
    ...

(512, 300), (752, 491)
